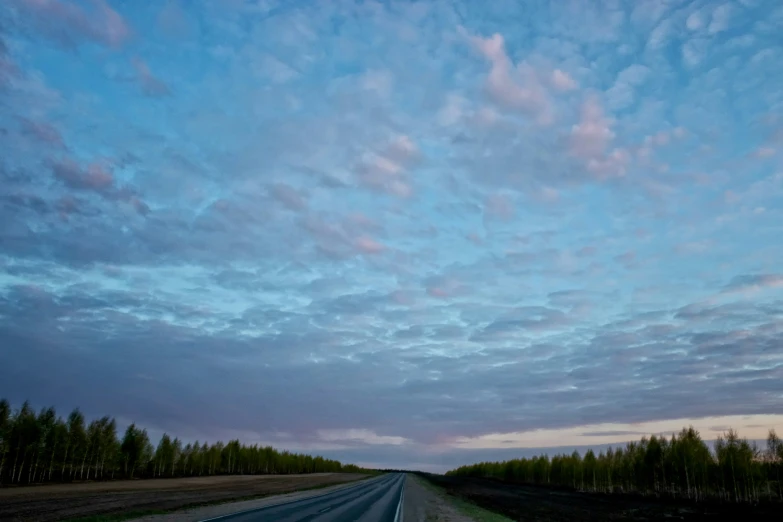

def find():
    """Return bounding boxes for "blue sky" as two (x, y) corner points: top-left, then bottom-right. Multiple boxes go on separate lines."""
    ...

(1, 0), (782, 472)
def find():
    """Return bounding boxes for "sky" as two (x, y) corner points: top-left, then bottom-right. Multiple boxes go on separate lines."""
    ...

(0, 0), (782, 473)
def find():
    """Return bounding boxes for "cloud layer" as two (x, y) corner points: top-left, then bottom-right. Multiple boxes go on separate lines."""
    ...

(1, 0), (782, 471)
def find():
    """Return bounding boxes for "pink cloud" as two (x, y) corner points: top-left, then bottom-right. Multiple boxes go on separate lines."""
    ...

(355, 236), (385, 255)
(570, 96), (615, 159)
(13, 0), (131, 49)
(568, 95), (632, 179)
(531, 186), (560, 204)
(724, 274), (783, 293)
(355, 135), (419, 197)
(130, 197), (150, 216)
(96, 0), (131, 45)
(385, 135), (418, 163)
(50, 158), (148, 214)
(18, 117), (64, 147)
(346, 213), (381, 231)
(484, 192), (515, 220)
(551, 69), (577, 91)
(84, 163), (114, 190)
(751, 146), (776, 159)
(132, 57), (170, 97)
(53, 159), (112, 191)
(301, 219), (350, 259)
(586, 148), (630, 179)
(427, 287), (450, 298)
(302, 213), (388, 259)
(636, 129), (679, 160)
(426, 278), (463, 299)
(467, 31), (551, 123)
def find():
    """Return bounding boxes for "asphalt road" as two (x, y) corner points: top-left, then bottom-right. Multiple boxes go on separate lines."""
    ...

(200, 473), (406, 522)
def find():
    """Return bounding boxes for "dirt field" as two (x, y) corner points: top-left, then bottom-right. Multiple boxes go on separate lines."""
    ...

(420, 474), (782, 521)
(0, 473), (367, 522)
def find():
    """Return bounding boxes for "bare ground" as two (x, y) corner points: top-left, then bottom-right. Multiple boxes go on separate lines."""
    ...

(404, 475), (477, 522)
(0, 473), (367, 522)
(420, 474), (783, 521)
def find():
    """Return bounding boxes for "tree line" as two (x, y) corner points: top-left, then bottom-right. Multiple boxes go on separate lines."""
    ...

(0, 399), (365, 485)
(447, 426), (783, 503)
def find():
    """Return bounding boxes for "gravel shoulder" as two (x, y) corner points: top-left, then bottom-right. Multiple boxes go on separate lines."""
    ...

(404, 474), (511, 522)
(0, 473), (368, 522)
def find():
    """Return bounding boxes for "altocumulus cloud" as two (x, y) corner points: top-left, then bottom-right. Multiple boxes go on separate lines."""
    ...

(1, 0), (783, 472)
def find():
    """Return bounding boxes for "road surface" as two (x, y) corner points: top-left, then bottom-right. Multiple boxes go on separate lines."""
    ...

(200, 473), (405, 522)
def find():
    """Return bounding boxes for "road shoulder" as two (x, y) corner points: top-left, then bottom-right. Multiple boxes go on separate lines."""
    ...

(403, 474), (512, 522)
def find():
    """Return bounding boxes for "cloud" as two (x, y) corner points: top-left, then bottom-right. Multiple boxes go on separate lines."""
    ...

(156, 0), (193, 38)
(484, 192), (515, 220)
(551, 69), (577, 91)
(425, 275), (463, 299)
(451, 414), (783, 450)
(132, 58), (170, 97)
(52, 159), (114, 192)
(18, 117), (64, 147)
(723, 274), (783, 293)
(268, 183), (308, 212)
(316, 429), (409, 446)
(359, 69), (393, 98)
(682, 38), (709, 67)
(50, 158), (148, 214)
(466, 31), (551, 123)
(471, 307), (570, 341)
(647, 19), (673, 50)
(569, 96), (615, 160)
(752, 147), (776, 158)
(606, 64), (651, 109)
(355, 135), (419, 197)
(354, 236), (385, 255)
(686, 11), (704, 31)
(566, 95), (631, 179)
(10, 0), (131, 49)
(708, 4), (732, 34)
(0, 37), (16, 86)
(300, 212), (387, 260)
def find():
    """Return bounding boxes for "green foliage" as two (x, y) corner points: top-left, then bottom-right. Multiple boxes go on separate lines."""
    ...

(0, 398), (364, 485)
(446, 426), (783, 503)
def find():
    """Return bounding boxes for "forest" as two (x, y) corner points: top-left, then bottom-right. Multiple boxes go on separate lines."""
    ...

(0, 399), (364, 486)
(447, 426), (783, 503)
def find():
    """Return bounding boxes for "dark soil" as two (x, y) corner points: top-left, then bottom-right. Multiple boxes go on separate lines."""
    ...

(0, 473), (366, 522)
(420, 474), (782, 521)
